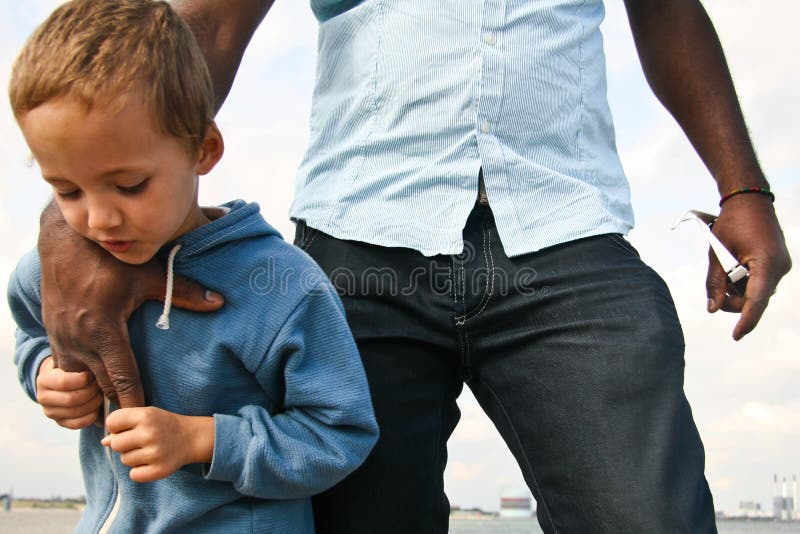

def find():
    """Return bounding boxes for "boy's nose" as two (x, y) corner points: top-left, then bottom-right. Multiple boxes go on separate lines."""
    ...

(87, 203), (123, 230)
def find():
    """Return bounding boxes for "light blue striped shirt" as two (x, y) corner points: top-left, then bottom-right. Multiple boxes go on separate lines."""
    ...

(291, 0), (634, 257)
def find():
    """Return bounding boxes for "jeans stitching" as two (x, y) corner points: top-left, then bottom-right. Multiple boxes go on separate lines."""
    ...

(468, 222), (495, 321)
(462, 325), (472, 383)
(482, 380), (558, 533)
(458, 221), (495, 323)
(301, 228), (319, 251)
(450, 256), (462, 325)
(461, 261), (466, 315)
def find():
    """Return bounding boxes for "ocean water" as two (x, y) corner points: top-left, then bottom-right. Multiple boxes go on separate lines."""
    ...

(2, 509), (800, 533)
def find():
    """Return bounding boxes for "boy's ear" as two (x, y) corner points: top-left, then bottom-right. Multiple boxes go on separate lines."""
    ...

(196, 121), (224, 175)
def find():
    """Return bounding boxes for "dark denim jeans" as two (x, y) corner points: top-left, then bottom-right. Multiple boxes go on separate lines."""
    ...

(295, 203), (716, 534)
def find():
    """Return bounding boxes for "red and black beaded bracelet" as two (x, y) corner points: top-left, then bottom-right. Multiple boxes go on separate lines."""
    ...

(719, 187), (775, 207)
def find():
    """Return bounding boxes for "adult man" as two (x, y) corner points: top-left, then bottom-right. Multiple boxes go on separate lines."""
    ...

(38, 0), (790, 532)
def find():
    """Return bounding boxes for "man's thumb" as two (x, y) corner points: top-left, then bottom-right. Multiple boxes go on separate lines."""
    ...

(167, 274), (224, 312)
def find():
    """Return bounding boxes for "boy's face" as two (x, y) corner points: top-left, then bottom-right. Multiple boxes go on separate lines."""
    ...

(18, 95), (223, 264)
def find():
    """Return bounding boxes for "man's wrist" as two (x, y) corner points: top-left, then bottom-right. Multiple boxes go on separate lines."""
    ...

(719, 187), (775, 207)
(713, 167), (770, 197)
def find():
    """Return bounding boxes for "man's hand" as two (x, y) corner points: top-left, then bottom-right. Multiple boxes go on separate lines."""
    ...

(705, 194), (791, 340)
(39, 202), (224, 408)
(102, 407), (215, 483)
(36, 356), (103, 429)
(625, 0), (791, 338)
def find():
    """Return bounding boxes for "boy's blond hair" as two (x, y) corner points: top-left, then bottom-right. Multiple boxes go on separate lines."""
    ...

(9, 0), (214, 153)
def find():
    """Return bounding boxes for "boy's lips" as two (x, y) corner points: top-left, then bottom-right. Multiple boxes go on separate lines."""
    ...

(99, 240), (134, 253)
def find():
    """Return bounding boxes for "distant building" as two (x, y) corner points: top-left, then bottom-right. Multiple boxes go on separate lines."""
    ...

(739, 501), (761, 513)
(732, 501), (769, 519)
(499, 488), (532, 518)
(772, 474), (798, 520)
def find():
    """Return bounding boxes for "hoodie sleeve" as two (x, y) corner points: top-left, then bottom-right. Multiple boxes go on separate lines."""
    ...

(7, 249), (51, 402)
(204, 281), (378, 499)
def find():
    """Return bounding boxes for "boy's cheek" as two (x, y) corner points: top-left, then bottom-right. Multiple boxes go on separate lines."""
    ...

(57, 203), (89, 238)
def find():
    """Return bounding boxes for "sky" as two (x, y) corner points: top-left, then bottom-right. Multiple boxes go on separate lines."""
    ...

(0, 0), (798, 517)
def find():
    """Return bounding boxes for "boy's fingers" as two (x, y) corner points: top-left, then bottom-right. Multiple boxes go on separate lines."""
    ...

(42, 395), (103, 422)
(55, 410), (100, 430)
(103, 431), (141, 453)
(38, 356), (55, 373)
(129, 464), (169, 483)
(119, 449), (154, 468)
(38, 362), (96, 392)
(38, 384), (103, 409)
(105, 407), (142, 433)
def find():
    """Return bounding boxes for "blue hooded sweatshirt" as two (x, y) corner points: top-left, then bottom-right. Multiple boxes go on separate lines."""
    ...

(8, 200), (378, 533)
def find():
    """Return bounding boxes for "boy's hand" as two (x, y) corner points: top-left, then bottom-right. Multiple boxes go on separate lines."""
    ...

(36, 356), (103, 429)
(102, 407), (214, 483)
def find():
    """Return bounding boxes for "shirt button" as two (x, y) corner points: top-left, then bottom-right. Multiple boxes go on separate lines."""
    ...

(480, 121), (491, 133)
(484, 33), (497, 46)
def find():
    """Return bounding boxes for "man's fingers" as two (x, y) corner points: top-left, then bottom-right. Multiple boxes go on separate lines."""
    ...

(91, 327), (145, 408)
(705, 247), (728, 313)
(732, 298), (768, 341)
(52, 351), (91, 374)
(108, 359), (146, 408)
(140, 260), (223, 312)
(732, 264), (773, 341)
(167, 274), (224, 312)
(719, 294), (745, 313)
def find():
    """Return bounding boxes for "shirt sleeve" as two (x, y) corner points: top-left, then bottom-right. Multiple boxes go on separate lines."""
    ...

(204, 281), (379, 499)
(7, 249), (51, 402)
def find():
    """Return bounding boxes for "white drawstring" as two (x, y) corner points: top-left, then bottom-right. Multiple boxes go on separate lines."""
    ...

(155, 244), (182, 330)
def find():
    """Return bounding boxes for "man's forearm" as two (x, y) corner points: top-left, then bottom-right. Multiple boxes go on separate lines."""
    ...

(624, 0), (768, 194)
(172, 0), (275, 113)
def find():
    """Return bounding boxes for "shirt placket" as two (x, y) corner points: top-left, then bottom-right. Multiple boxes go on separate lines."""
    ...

(476, 0), (507, 205)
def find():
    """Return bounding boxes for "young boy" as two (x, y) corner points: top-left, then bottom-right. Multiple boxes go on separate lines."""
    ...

(7, 1), (378, 532)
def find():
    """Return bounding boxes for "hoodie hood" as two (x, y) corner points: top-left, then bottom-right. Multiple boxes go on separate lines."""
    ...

(166, 200), (281, 263)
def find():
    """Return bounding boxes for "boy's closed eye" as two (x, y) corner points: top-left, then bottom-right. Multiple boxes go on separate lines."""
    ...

(49, 177), (151, 200)
(117, 178), (150, 196)
(55, 188), (81, 200)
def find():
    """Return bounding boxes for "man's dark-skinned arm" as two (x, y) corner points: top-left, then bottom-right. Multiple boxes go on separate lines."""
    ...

(623, 0), (791, 340)
(38, 1), (274, 406)
(172, 0), (275, 112)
